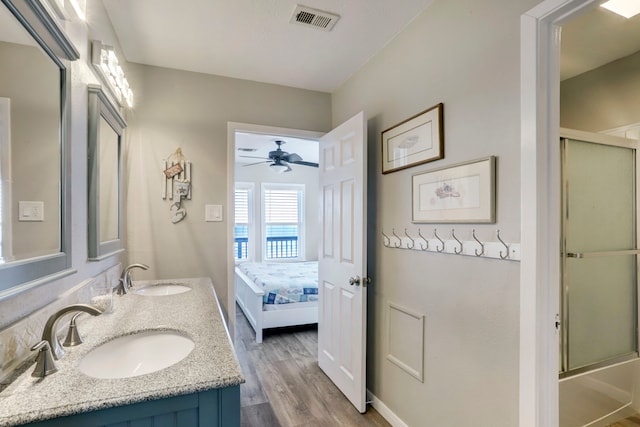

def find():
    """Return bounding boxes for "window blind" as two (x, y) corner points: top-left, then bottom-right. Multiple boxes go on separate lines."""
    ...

(235, 188), (249, 224)
(264, 189), (299, 224)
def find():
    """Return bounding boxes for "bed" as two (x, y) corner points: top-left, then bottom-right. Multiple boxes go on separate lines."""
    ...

(235, 261), (318, 343)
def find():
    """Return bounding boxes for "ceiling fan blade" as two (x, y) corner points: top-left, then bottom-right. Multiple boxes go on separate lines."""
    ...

(243, 160), (272, 167)
(290, 160), (319, 168)
(285, 153), (302, 163)
(240, 155), (270, 160)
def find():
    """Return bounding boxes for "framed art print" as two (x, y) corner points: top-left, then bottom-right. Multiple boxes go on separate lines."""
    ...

(412, 156), (496, 223)
(381, 103), (443, 174)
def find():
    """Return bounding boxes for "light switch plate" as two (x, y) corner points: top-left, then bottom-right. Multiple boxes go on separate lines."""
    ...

(205, 204), (223, 222)
(19, 201), (44, 221)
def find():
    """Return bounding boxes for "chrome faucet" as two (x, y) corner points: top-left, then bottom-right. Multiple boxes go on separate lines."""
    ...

(41, 304), (102, 361)
(115, 263), (149, 295)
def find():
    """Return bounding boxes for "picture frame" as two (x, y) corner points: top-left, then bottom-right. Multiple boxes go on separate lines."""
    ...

(381, 103), (444, 174)
(412, 156), (496, 223)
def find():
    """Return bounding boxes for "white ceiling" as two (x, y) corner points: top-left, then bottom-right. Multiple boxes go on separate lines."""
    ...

(101, 0), (640, 92)
(102, 0), (436, 93)
(97, 1), (640, 162)
(561, 4), (640, 81)
(4, 1), (639, 169)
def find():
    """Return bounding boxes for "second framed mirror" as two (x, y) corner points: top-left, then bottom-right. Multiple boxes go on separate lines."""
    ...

(88, 84), (125, 260)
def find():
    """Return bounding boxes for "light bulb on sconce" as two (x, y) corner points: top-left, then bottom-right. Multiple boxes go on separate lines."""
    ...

(91, 40), (134, 108)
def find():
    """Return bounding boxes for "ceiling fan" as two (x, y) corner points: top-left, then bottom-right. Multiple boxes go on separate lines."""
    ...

(240, 140), (319, 173)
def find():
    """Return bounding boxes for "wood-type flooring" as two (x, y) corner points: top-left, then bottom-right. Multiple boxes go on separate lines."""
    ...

(235, 306), (640, 427)
(235, 306), (391, 427)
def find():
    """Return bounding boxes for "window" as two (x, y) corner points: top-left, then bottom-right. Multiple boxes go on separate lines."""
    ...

(234, 183), (253, 261)
(263, 184), (304, 260)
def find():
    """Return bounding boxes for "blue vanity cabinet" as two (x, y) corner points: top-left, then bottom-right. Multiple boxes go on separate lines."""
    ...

(24, 386), (240, 427)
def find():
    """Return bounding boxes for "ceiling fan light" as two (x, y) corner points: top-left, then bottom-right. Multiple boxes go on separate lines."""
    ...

(270, 163), (289, 173)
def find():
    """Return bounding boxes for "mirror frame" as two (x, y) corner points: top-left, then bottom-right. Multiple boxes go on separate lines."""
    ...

(0, 0), (79, 298)
(87, 85), (125, 260)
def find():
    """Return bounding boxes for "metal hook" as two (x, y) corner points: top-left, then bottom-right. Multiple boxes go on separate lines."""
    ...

(434, 229), (445, 252)
(417, 228), (429, 251)
(497, 230), (509, 259)
(472, 229), (484, 257)
(451, 229), (463, 254)
(391, 228), (402, 248)
(404, 229), (415, 249)
(382, 230), (391, 247)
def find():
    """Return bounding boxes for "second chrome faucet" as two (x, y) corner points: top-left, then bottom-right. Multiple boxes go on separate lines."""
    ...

(115, 263), (149, 295)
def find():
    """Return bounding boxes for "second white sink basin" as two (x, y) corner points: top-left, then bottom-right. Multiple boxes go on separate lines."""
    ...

(79, 330), (194, 379)
(134, 283), (191, 296)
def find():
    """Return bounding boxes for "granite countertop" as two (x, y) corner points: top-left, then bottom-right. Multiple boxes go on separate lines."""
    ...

(0, 277), (244, 426)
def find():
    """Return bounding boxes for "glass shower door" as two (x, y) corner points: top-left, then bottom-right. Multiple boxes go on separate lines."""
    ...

(561, 137), (639, 375)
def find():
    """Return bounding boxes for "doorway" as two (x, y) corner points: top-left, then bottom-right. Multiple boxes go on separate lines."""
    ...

(227, 113), (369, 414)
(521, 0), (640, 425)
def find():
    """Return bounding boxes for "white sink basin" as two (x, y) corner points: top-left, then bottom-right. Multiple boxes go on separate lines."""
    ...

(134, 283), (191, 296)
(79, 330), (194, 379)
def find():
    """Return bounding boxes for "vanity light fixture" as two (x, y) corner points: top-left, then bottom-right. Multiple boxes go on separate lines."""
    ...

(47, 0), (85, 20)
(600, 0), (640, 18)
(91, 40), (134, 108)
(68, 0), (86, 20)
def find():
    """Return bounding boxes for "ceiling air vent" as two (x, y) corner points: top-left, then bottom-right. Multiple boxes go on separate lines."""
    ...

(290, 5), (339, 32)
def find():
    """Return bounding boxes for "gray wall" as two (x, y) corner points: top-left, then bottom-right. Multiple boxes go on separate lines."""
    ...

(124, 64), (331, 316)
(0, 0), (578, 423)
(331, 0), (539, 425)
(561, 50), (640, 132)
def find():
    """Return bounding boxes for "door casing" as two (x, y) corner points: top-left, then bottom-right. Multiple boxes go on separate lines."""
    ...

(520, 1), (601, 425)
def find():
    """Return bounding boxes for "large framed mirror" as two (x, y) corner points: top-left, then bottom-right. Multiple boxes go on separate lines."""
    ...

(87, 85), (125, 260)
(0, 0), (78, 298)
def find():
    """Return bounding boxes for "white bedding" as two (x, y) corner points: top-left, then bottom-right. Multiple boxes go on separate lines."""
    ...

(236, 261), (318, 305)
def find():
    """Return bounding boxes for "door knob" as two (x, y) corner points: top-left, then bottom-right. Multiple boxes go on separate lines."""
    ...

(349, 276), (361, 286)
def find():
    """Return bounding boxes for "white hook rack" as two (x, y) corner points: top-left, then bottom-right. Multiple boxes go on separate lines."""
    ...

(381, 227), (520, 261)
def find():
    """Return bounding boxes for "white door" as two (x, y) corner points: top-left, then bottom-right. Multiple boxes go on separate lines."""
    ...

(318, 111), (368, 413)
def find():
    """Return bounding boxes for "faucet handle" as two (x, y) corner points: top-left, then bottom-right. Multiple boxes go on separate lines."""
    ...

(125, 270), (134, 289)
(31, 340), (58, 378)
(63, 313), (84, 347)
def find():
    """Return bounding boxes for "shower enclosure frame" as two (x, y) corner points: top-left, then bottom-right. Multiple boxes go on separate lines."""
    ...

(559, 127), (640, 379)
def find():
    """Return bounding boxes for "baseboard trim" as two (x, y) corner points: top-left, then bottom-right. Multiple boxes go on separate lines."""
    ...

(367, 390), (409, 427)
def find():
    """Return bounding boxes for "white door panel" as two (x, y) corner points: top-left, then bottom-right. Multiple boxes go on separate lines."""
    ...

(318, 111), (367, 413)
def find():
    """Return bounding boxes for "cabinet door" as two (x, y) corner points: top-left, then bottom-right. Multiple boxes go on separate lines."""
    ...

(26, 387), (240, 427)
